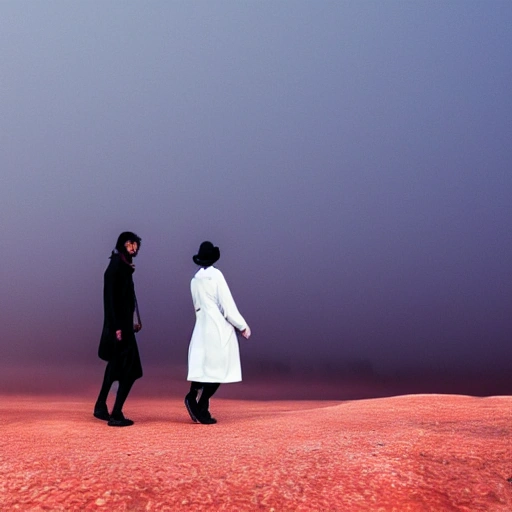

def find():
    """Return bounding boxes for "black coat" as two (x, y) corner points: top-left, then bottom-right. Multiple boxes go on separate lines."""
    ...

(98, 253), (143, 381)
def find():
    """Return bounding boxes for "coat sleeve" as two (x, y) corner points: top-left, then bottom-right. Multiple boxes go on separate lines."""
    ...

(216, 271), (248, 331)
(103, 262), (119, 331)
(133, 287), (141, 325)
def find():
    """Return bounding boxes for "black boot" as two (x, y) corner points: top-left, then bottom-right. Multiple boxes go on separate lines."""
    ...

(108, 411), (134, 427)
(184, 382), (202, 423)
(197, 406), (217, 425)
(93, 401), (110, 421)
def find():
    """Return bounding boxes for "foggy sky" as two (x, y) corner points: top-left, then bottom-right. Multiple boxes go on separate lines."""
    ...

(1, 1), (511, 378)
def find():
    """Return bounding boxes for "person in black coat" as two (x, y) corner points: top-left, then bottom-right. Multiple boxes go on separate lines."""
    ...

(94, 231), (143, 427)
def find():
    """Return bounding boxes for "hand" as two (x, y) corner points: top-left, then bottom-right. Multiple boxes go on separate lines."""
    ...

(116, 330), (122, 341)
(134, 323), (142, 333)
(240, 326), (251, 339)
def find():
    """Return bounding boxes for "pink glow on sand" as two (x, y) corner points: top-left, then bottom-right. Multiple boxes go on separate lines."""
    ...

(1, 394), (511, 511)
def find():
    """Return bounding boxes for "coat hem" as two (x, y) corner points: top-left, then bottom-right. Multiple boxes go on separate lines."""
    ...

(187, 378), (242, 384)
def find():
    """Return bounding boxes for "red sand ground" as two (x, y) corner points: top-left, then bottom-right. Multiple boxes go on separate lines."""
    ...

(1, 393), (511, 511)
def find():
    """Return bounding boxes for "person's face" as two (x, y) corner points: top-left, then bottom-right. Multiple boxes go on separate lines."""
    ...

(124, 240), (139, 256)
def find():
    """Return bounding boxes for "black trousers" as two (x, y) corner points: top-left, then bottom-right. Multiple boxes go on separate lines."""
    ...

(189, 381), (220, 411)
(96, 362), (135, 416)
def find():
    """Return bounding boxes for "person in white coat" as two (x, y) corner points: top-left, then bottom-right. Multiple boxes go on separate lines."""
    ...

(185, 241), (251, 424)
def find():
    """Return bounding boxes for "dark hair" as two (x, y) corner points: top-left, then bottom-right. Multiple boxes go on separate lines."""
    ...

(115, 231), (142, 255)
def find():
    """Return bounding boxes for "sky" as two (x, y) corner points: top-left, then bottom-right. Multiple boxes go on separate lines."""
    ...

(1, 1), (511, 384)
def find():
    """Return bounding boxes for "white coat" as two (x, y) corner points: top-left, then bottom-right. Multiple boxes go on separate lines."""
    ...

(187, 266), (248, 383)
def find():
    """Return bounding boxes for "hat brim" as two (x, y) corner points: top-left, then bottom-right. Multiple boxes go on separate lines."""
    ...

(193, 251), (220, 267)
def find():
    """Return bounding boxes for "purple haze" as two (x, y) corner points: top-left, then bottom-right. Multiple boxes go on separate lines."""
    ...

(1, 1), (511, 393)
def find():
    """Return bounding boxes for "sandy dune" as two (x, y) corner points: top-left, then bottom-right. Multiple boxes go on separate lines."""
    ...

(1, 392), (511, 511)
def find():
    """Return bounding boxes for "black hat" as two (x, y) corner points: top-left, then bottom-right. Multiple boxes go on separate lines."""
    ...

(193, 241), (220, 267)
